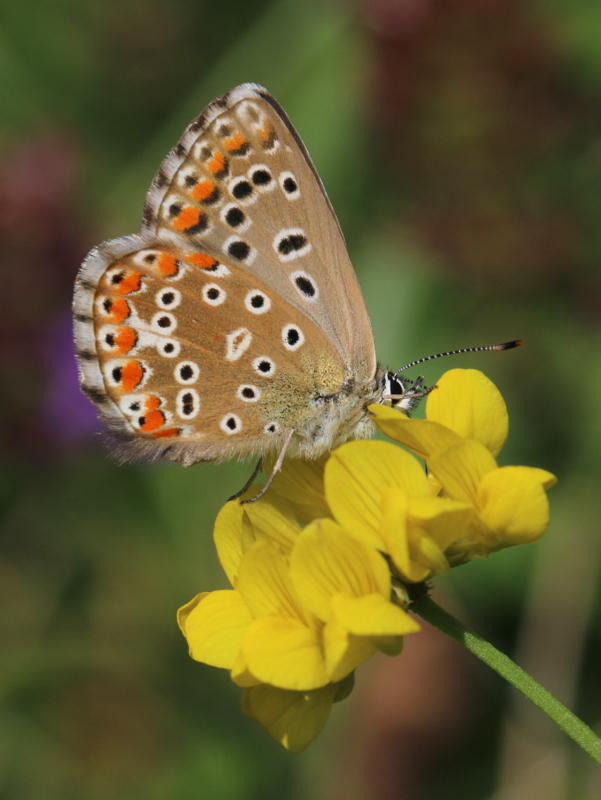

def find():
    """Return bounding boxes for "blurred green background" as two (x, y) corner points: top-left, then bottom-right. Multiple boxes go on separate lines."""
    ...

(2, 0), (601, 797)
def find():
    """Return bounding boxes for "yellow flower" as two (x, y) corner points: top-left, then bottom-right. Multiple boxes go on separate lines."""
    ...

(179, 368), (556, 751)
(368, 367), (556, 561)
(325, 440), (476, 581)
(428, 439), (556, 558)
(371, 368), (509, 458)
(178, 497), (419, 751)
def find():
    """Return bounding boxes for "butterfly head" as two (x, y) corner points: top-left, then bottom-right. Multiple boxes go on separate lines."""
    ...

(380, 371), (427, 415)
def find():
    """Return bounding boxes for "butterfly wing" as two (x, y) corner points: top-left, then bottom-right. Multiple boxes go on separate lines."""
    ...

(143, 83), (377, 384)
(74, 84), (378, 464)
(74, 239), (348, 464)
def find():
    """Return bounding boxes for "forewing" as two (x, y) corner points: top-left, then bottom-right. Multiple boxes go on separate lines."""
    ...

(74, 238), (346, 464)
(144, 83), (376, 384)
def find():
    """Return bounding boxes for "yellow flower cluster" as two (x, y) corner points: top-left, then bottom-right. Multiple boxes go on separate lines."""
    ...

(178, 369), (556, 752)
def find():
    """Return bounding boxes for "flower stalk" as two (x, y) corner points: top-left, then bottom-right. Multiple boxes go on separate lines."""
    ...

(412, 593), (601, 766)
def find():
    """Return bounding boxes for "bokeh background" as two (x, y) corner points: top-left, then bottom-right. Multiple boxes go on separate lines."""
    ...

(2, 0), (601, 797)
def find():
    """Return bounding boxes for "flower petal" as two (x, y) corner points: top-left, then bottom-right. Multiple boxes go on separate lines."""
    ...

(326, 440), (432, 547)
(370, 404), (460, 459)
(242, 615), (328, 690)
(243, 492), (301, 556)
(330, 593), (420, 638)
(379, 487), (430, 582)
(177, 590), (252, 669)
(238, 539), (305, 622)
(408, 495), (476, 553)
(322, 616), (377, 683)
(213, 500), (246, 586)
(426, 369), (508, 457)
(241, 682), (338, 753)
(290, 518), (391, 622)
(477, 466), (553, 547)
(429, 439), (497, 505)
(266, 455), (330, 522)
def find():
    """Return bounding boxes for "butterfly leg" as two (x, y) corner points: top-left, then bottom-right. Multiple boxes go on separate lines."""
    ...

(227, 458), (264, 502)
(240, 427), (297, 505)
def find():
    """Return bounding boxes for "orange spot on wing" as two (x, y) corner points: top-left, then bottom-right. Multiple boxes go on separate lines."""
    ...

(187, 253), (218, 270)
(120, 361), (144, 392)
(207, 150), (226, 175)
(114, 271), (141, 294)
(144, 394), (161, 412)
(224, 133), (247, 152)
(108, 298), (130, 324)
(153, 427), (180, 438)
(140, 409), (165, 432)
(157, 253), (178, 276)
(114, 327), (137, 354)
(257, 122), (276, 146)
(191, 179), (218, 202)
(173, 207), (202, 232)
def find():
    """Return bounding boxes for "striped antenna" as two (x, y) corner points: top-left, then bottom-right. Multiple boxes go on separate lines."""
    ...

(394, 340), (522, 377)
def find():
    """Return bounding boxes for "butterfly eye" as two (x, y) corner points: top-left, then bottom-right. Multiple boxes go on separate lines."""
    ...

(252, 356), (275, 377)
(282, 324), (304, 351)
(245, 290), (271, 314)
(175, 361), (200, 384)
(290, 270), (319, 302)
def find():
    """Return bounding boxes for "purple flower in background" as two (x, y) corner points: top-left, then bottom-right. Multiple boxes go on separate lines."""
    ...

(40, 312), (101, 446)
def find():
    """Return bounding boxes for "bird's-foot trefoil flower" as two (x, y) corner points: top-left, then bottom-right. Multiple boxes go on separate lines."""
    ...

(179, 369), (557, 752)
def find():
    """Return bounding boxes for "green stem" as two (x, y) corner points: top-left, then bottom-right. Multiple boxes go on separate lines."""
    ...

(412, 592), (601, 766)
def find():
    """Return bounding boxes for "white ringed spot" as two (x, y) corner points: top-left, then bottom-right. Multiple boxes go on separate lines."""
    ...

(151, 311), (177, 333)
(273, 228), (311, 262)
(202, 283), (226, 306)
(290, 270), (319, 302)
(279, 171), (300, 200)
(249, 164), (275, 192)
(226, 328), (252, 361)
(175, 361), (200, 385)
(223, 235), (257, 264)
(244, 290), (271, 315)
(282, 324), (305, 351)
(155, 287), (181, 309)
(237, 384), (260, 403)
(119, 394), (147, 415)
(177, 388), (200, 419)
(158, 338), (180, 358)
(252, 356), (276, 377)
(227, 176), (257, 205)
(264, 421), (279, 434)
(220, 413), (242, 435)
(220, 203), (251, 232)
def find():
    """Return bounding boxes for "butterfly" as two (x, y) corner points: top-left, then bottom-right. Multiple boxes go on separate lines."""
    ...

(73, 84), (517, 497)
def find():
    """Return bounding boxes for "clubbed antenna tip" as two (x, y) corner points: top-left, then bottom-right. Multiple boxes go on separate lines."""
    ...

(394, 339), (523, 376)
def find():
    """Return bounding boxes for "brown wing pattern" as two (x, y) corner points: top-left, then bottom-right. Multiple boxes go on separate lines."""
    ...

(74, 239), (345, 464)
(143, 83), (376, 383)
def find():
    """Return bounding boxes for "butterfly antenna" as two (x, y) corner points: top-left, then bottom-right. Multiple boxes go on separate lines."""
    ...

(394, 340), (522, 377)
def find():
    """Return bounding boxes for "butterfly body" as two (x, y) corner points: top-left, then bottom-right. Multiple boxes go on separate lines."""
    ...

(74, 84), (397, 467)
